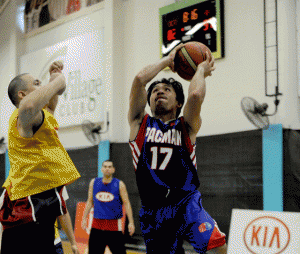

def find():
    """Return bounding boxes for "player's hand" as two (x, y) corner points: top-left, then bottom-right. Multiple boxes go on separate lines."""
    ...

(82, 218), (87, 231)
(167, 43), (184, 72)
(128, 222), (135, 236)
(197, 51), (215, 78)
(49, 61), (63, 74)
(71, 244), (80, 254)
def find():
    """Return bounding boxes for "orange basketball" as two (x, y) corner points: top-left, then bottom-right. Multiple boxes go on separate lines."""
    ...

(174, 42), (212, 81)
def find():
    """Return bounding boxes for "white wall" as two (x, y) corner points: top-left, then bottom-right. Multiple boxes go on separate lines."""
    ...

(0, 0), (18, 142)
(120, 0), (266, 140)
(0, 0), (299, 148)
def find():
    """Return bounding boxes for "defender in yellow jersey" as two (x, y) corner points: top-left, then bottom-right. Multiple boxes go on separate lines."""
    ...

(0, 61), (80, 254)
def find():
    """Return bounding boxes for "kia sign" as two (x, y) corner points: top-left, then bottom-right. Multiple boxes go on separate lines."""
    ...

(228, 209), (300, 253)
(244, 216), (290, 253)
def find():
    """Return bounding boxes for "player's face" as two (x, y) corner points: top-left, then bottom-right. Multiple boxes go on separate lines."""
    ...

(101, 161), (115, 177)
(18, 74), (42, 100)
(150, 83), (180, 116)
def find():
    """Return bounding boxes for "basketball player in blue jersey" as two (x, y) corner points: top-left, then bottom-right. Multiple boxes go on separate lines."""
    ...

(82, 160), (135, 254)
(128, 44), (227, 253)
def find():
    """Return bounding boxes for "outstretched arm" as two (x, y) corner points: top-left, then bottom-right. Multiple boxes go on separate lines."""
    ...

(183, 52), (215, 144)
(119, 181), (135, 236)
(128, 44), (184, 140)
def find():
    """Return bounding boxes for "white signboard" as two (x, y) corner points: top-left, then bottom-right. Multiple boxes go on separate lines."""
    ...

(228, 209), (300, 253)
(20, 29), (106, 128)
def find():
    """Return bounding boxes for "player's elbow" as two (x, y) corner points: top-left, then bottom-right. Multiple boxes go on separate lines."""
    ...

(189, 90), (205, 104)
(135, 69), (150, 86)
(135, 74), (145, 85)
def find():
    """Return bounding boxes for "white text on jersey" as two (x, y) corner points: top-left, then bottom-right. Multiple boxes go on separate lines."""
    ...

(145, 127), (182, 146)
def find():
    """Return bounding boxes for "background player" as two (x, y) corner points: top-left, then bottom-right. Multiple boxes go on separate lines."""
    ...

(0, 61), (80, 254)
(128, 44), (227, 253)
(82, 160), (135, 254)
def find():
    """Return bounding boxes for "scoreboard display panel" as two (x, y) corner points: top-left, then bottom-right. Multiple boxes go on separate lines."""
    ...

(159, 0), (224, 59)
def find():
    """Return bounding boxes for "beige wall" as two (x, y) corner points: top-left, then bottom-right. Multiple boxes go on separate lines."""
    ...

(120, 0), (266, 141)
(0, 0), (299, 148)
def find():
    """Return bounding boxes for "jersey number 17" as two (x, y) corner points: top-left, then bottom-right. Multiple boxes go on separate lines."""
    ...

(150, 147), (173, 170)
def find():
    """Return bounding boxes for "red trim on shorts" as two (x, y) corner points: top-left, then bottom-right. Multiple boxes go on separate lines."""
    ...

(92, 218), (121, 231)
(0, 186), (67, 230)
(206, 223), (226, 251)
(0, 191), (34, 230)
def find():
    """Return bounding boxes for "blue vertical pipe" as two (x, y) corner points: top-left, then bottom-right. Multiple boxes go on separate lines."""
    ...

(5, 150), (10, 179)
(262, 124), (283, 211)
(98, 140), (110, 178)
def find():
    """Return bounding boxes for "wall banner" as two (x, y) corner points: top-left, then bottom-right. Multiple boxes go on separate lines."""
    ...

(20, 29), (107, 128)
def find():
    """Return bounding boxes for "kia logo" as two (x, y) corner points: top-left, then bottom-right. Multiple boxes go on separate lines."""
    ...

(96, 191), (114, 202)
(243, 216), (290, 254)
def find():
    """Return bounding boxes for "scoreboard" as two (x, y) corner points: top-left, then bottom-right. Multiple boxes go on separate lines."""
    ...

(159, 0), (224, 59)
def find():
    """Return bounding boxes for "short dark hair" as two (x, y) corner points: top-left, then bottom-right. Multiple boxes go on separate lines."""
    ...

(8, 73), (29, 107)
(102, 160), (114, 167)
(147, 78), (184, 118)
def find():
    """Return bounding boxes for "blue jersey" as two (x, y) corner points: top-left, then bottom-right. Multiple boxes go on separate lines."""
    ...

(93, 178), (123, 219)
(129, 114), (200, 206)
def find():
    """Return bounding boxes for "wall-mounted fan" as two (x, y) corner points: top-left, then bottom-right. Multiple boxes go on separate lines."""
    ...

(81, 113), (109, 145)
(241, 86), (282, 130)
(241, 97), (270, 129)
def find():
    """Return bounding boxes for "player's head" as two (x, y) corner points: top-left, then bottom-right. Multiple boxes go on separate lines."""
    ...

(147, 78), (184, 118)
(101, 160), (115, 177)
(8, 73), (42, 107)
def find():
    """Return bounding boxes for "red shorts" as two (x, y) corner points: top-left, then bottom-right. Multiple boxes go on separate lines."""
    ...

(92, 217), (123, 231)
(0, 186), (67, 230)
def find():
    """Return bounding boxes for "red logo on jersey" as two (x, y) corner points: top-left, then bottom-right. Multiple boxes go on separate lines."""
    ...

(96, 192), (114, 202)
(199, 222), (212, 233)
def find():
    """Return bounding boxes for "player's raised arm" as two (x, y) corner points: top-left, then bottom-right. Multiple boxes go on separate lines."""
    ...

(18, 72), (66, 130)
(128, 44), (184, 139)
(183, 52), (215, 143)
(45, 61), (64, 115)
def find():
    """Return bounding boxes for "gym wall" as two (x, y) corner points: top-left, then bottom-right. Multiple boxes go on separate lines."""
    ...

(0, 0), (298, 148)
(283, 129), (300, 212)
(66, 146), (99, 226)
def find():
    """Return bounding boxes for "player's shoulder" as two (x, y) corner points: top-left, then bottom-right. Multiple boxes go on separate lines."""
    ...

(90, 178), (96, 185)
(118, 180), (126, 188)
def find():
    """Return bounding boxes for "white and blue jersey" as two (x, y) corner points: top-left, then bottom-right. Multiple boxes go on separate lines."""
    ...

(93, 178), (123, 220)
(129, 114), (200, 207)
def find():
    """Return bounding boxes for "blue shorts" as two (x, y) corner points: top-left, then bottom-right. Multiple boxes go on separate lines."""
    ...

(139, 191), (226, 254)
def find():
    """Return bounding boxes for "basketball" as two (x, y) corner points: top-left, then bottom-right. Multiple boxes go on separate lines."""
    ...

(174, 42), (212, 81)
